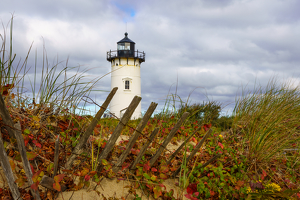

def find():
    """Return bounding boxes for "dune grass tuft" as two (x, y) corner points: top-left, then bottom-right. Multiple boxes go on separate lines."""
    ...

(233, 77), (300, 170)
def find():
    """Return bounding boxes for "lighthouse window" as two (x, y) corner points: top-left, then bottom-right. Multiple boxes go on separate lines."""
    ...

(118, 43), (125, 50)
(125, 80), (130, 89)
(125, 43), (130, 50)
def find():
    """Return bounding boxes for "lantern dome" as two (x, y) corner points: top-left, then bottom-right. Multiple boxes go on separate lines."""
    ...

(117, 32), (135, 44)
(107, 32), (145, 62)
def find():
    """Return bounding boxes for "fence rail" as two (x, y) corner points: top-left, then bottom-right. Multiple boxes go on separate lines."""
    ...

(0, 87), (217, 199)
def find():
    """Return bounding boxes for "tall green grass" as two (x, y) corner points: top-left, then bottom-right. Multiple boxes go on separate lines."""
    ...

(233, 78), (300, 169)
(1, 16), (105, 115)
(0, 17), (28, 93)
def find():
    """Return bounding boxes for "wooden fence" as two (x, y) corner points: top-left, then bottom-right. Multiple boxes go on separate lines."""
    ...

(0, 87), (217, 200)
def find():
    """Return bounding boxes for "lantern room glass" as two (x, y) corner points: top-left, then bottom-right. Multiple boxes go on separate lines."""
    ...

(118, 42), (131, 50)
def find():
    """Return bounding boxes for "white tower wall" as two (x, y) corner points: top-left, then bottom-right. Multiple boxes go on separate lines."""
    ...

(110, 58), (142, 119)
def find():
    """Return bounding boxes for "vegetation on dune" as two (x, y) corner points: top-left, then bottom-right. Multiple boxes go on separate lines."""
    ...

(233, 78), (300, 170)
(0, 17), (300, 199)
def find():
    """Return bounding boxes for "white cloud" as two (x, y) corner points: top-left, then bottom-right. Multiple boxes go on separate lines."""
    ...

(1, 0), (300, 116)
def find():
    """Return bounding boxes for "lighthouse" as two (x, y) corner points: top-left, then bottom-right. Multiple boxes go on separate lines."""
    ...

(107, 32), (145, 119)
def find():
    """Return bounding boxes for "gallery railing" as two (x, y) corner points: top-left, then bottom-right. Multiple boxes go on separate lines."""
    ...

(107, 50), (145, 62)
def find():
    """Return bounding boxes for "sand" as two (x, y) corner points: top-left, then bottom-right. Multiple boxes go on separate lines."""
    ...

(55, 178), (187, 200)
(0, 135), (192, 199)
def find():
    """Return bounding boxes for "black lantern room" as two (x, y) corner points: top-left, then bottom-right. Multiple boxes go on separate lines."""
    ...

(107, 32), (145, 63)
(117, 32), (135, 57)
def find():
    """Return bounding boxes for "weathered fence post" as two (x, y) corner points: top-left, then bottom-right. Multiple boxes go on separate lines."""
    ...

(172, 128), (213, 177)
(0, 131), (21, 200)
(130, 127), (160, 170)
(0, 94), (16, 140)
(112, 102), (158, 172)
(0, 93), (41, 199)
(14, 122), (41, 200)
(53, 135), (60, 177)
(96, 96), (142, 171)
(65, 87), (118, 169)
(166, 126), (202, 165)
(149, 112), (189, 167)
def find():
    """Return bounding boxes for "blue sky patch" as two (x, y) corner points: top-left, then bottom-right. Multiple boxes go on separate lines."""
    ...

(113, 1), (136, 20)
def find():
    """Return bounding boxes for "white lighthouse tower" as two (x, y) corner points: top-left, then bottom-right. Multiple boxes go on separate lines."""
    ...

(107, 32), (145, 119)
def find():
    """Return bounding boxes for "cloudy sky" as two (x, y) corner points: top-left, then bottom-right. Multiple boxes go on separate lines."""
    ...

(1, 0), (300, 116)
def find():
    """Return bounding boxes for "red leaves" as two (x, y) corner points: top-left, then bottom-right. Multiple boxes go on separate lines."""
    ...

(235, 180), (244, 190)
(184, 193), (199, 200)
(24, 136), (30, 147)
(31, 182), (39, 191)
(89, 171), (97, 176)
(186, 183), (197, 194)
(94, 127), (100, 135)
(185, 183), (199, 200)
(53, 174), (65, 191)
(54, 174), (65, 183)
(191, 137), (197, 143)
(30, 164), (35, 174)
(101, 160), (113, 172)
(170, 164), (177, 171)
(32, 140), (41, 148)
(261, 169), (267, 181)
(101, 141), (107, 148)
(84, 174), (90, 181)
(153, 186), (162, 199)
(159, 165), (169, 173)
(159, 183), (166, 190)
(1, 83), (14, 96)
(53, 182), (61, 192)
(122, 163), (130, 171)
(136, 168), (143, 177)
(31, 170), (44, 191)
(31, 170), (42, 182)
(203, 124), (211, 131)
(150, 175), (157, 181)
(23, 132), (42, 148)
(151, 167), (157, 172)
(143, 161), (150, 171)
(218, 142), (224, 149)
(131, 148), (140, 155)
(58, 120), (68, 132)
